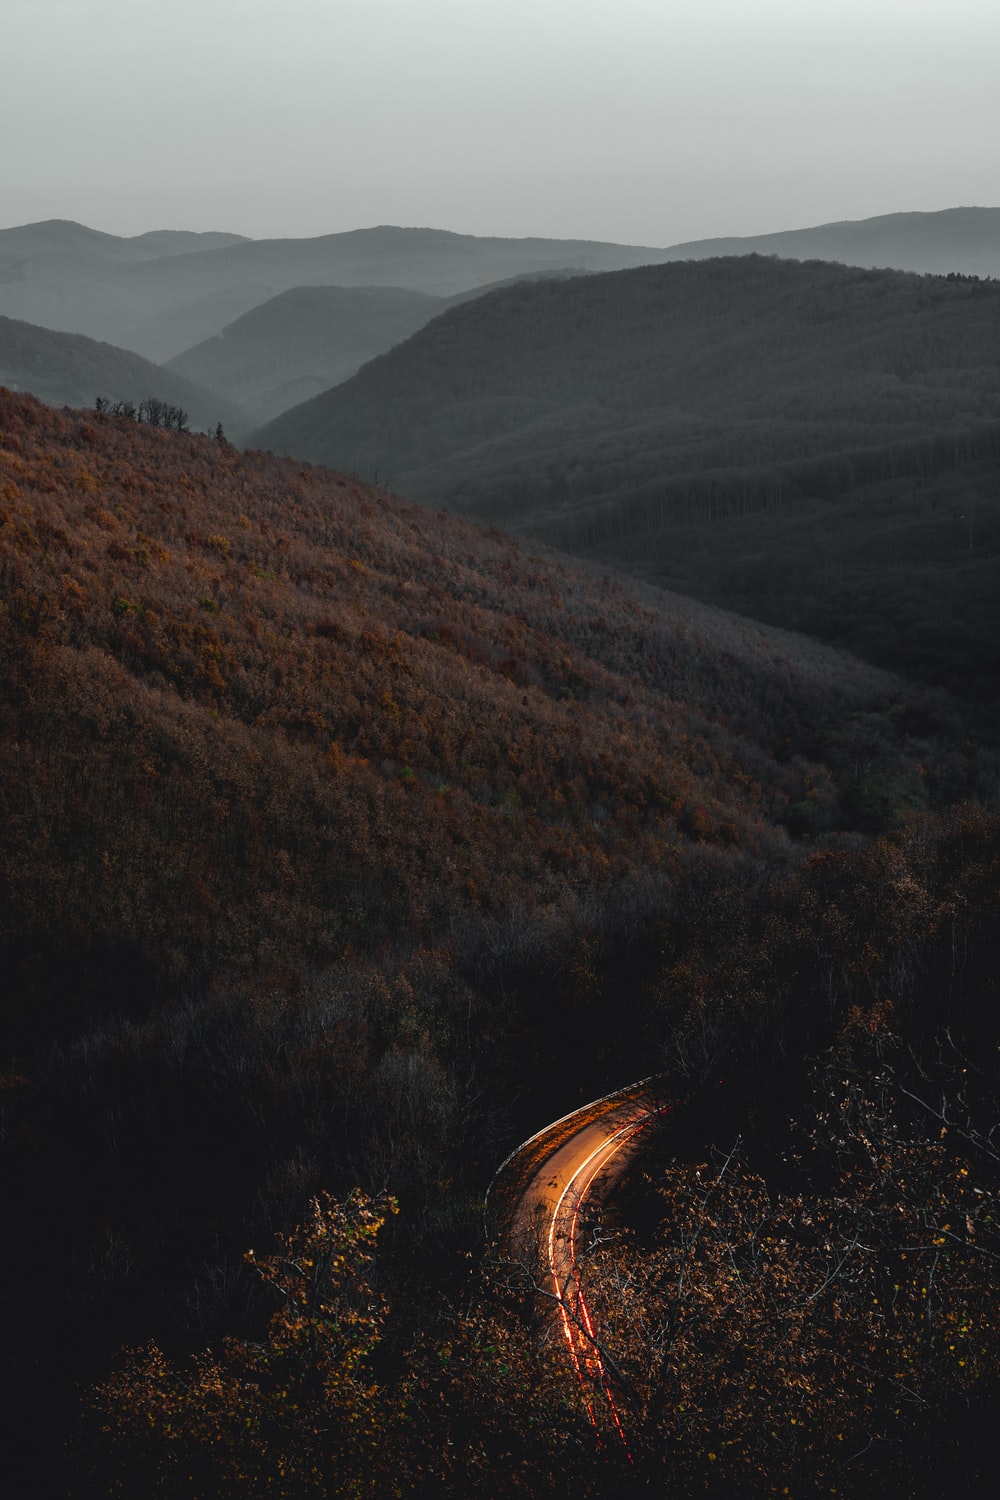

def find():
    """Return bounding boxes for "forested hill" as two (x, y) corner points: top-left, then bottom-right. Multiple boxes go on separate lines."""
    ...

(248, 254), (1000, 525)
(0, 385), (951, 992)
(0, 315), (250, 437)
(4, 390), (1000, 1496)
(165, 272), (581, 422)
(165, 284), (448, 421)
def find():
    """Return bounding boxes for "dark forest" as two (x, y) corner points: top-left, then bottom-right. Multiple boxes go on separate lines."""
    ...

(2, 388), (999, 1495)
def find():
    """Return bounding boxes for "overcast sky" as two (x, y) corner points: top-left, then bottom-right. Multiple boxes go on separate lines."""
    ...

(4, 0), (998, 244)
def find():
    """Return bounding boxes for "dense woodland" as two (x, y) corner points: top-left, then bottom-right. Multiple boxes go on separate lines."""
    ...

(571, 450), (1000, 734)
(250, 255), (1000, 526)
(2, 391), (1000, 1496)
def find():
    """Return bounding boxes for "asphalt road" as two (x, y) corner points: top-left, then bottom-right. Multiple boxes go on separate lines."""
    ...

(503, 1082), (664, 1442)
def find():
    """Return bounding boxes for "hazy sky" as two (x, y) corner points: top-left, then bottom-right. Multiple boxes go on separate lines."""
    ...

(4, 0), (998, 244)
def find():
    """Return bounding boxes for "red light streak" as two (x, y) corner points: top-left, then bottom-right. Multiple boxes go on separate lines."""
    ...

(545, 1105), (670, 1457)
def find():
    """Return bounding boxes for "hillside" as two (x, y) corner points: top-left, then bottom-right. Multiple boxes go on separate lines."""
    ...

(3, 390), (999, 1496)
(166, 284), (446, 420)
(663, 205), (1000, 280)
(248, 254), (1000, 518)
(2, 386), (952, 988)
(166, 272), (582, 421)
(0, 315), (250, 436)
(584, 450), (1000, 722)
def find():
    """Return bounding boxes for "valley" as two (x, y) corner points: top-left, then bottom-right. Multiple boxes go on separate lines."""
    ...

(2, 202), (1000, 1497)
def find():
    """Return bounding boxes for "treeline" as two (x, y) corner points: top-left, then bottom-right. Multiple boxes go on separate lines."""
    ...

(93, 393), (193, 432)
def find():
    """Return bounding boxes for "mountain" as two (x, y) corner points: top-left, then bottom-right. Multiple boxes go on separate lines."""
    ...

(3, 388), (998, 1497)
(247, 253), (1000, 514)
(2, 208), (997, 366)
(166, 284), (447, 421)
(0, 314), (250, 436)
(165, 271), (582, 422)
(0, 221), (678, 362)
(0, 218), (248, 266)
(248, 254), (1000, 714)
(2, 387), (942, 991)
(0, 219), (257, 363)
(660, 206), (1000, 280)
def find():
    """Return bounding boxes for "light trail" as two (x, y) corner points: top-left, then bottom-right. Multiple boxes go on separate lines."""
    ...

(498, 1083), (677, 1451)
(546, 1111), (657, 1455)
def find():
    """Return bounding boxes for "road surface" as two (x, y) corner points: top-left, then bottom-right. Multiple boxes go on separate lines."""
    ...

(499, 1081), (668, 1443)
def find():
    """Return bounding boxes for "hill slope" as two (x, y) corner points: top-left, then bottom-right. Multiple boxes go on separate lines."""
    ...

(166, 272), (582, 421)
(248, 255), (1000, 518)
(0, 385), (942, 984)
(0, 315), (250, 436)
(166, 284), (447, 420)
(6, 387), (984, 1001)
(3, 389), (998, 1495)
(582, 447), (1000, 719)
(662, 206), (1000, 279)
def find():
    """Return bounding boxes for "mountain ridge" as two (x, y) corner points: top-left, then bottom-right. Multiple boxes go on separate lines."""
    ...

(247, 253), (1000, 513)
(2, 207), (998, 363)
(0, 314), (250, 436)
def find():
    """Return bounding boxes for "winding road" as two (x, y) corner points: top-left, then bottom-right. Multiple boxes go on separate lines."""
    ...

(494, 1080), (671, 1445)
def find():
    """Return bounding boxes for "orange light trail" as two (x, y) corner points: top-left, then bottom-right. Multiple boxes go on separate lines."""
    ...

(545, 1108), (665, 1456)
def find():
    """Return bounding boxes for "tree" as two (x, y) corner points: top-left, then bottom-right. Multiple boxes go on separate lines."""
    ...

(96, 1191), (406, 1498)
(574, 1020), (1000, 1493)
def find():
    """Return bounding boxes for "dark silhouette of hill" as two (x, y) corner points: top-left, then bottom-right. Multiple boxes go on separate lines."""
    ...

(662, 206), (1000, 279)
(248, 254), (1000, 518)
(166, 272), (582, 421)
(167, 284), (447, 420)
(583, 449), (1000, 726)
(3, 390), (999, 1497)
(0, 315), (251, 436)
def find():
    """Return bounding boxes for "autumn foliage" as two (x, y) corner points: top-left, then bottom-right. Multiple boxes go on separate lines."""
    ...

(1, 390), (999, 1496)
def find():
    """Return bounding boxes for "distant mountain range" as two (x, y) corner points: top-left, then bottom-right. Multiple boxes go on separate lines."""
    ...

(0, 219), (249, 265)
(2, 207), (997, 366)
(0, 315), (250, 436)
(0, 220), (675, 362)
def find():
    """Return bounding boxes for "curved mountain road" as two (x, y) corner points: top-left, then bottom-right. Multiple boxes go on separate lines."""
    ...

(494, 1081), (673, 1443)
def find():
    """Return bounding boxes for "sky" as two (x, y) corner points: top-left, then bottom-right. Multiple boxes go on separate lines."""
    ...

(4, 0), (999, 245)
